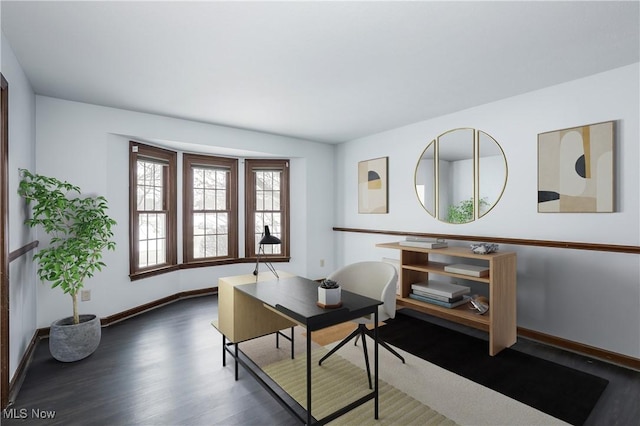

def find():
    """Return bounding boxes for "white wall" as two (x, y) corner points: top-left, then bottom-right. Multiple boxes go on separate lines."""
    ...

(2, 31), (38, 381)
(34, 96), (336, 327)
(335, 63), (640, 358)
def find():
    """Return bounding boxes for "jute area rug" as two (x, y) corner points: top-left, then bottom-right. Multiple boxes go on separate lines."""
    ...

(263, 348), (456, 425)
(238, 325), (567, 426)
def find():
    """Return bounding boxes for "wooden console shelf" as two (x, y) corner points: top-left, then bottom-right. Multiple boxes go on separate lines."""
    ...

(377, 242), (517, 355)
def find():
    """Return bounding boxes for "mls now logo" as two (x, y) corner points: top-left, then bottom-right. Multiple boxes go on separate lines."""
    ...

(3, 408), (28, 419)
(3, 408), (56, 419)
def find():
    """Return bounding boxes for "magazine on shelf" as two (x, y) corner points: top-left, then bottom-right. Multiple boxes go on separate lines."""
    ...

(411, 280), (470, 298)
(444, 263), (490, 277)
(399, 240), (448, 249)
(409, 293), (471, 308)
(405, 236), (446, 243)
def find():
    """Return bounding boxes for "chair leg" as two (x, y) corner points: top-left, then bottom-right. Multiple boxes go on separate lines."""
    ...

(318, 326), (362, 366)
(364, 328), (405, 363)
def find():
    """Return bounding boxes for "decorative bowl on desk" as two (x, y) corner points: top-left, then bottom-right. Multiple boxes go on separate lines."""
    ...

(317, 279), (342, 308)
(470, 243), (499, 254)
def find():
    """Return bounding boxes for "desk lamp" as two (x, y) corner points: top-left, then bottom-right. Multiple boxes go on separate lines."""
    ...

(253, 225), (281, 279)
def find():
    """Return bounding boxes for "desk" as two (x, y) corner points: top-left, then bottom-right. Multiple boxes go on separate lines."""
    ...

(217, 271), (297, 343)
(216, 274), (382, 425)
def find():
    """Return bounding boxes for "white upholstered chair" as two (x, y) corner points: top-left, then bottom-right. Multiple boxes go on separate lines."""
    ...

(318, 261), (405, 388)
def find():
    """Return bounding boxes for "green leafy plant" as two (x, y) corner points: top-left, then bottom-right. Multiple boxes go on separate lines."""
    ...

(18, 170), (117, 325)
(447, 197), (490, 224)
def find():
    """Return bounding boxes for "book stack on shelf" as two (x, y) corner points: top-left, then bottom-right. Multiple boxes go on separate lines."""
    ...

(398, 236), (448, 249)
(409, 280), (471, 308)
(444, 263), (490, 277)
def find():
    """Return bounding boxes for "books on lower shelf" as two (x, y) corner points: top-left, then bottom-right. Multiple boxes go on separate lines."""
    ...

(409, 293), (471, 308)
(444, 263), (490, 277)
(411, 289), (463, 303)
(411, 280), (470, 298)
(399, 239), (448, 249)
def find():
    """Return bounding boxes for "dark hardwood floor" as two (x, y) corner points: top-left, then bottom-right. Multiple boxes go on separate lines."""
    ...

(3, 295), (639, 425)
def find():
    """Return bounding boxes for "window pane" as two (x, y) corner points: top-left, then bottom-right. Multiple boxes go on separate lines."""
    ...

(194, 213), (205, 236)
(205, 213), (216, 234)
(147, 239), (157, 265)
(193, 235), (205, 258)
(256, 191), (264, 211)
(255, 213), (264, 233)
(218, 213), (228, 234)
(193, 169), (204, 188)
(216, 191), (226, 210)
(193, 188), (204, 210)
(139, 214), (149, 239)
(216, 170), (226, 189)
(153, 187), (163, 211)
(264, 172), (274, 190)
(264, 191), (273, 211)
(256, 171), (264, 190)
(137, 187), (145, 210)
(157, 239), (166, 264)
(217, 235), (228, 256)
(156, 213), (166, 238)
(204, 169), (215, 188)
(273, 191), (280, 210)
(205, 236), (216, 257)
(204, 189), (215, 210)
(139, 240), (148, 268)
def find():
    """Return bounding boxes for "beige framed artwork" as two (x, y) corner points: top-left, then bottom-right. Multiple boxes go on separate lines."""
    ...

(538, 121), (615, 213)
(358, 157), (388, 214)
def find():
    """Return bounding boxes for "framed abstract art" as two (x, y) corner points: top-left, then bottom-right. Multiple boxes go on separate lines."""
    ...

(358, 157), (388, 214)
(538, 121), (615, 213)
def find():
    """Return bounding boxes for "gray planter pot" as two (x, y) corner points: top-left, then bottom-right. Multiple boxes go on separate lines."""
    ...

(49, 314), (101, 362)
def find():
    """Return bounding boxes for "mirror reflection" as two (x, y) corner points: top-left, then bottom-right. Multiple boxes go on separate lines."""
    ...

(415, 128), (507, 224)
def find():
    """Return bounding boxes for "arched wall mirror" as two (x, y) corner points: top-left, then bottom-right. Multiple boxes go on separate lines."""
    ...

(415, 128), (507, 224)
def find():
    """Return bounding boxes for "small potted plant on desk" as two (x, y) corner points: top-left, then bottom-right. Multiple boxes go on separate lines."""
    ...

(18, 170), (117, 362)
(317, 279), (342, 308)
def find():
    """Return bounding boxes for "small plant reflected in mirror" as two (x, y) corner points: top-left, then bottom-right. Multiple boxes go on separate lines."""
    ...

(447, 197), (490, 224)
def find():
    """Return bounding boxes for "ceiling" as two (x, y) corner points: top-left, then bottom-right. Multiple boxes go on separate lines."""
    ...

(2, 1), (639, 144)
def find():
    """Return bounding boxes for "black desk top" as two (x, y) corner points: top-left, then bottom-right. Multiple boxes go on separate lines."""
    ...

(236, 276), (382, 331)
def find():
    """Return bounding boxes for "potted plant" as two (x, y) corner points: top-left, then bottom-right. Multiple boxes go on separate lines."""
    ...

(18, 170), (116, 362)
(317, 279), (342, 308)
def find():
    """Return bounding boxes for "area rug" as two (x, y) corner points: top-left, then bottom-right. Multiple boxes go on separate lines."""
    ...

(377, 310), (608, 426)
(262, 348), (456, 425)
(240, 325), (567, 425)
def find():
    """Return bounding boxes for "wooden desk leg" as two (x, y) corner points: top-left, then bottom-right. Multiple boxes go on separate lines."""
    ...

(306, 330), (312, 425)
(374, 310), (379, 420)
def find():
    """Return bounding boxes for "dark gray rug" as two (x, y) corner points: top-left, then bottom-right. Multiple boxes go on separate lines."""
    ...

(378, 310), (608, 426)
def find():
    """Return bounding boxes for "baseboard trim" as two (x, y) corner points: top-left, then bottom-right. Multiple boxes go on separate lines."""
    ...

(8, 287), (217, 405)
(518, 326), (640, 371)
(7, 329), (45, 406)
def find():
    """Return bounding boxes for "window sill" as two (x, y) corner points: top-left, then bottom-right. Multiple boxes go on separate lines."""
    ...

(129, 264), (180, 281)
(130, 257), (291, 278)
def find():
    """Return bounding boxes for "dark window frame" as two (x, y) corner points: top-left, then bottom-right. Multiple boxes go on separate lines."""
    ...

(183, 154), (238, 265)
(129, 141), (178, 280)
(244, 159), (290, 262)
